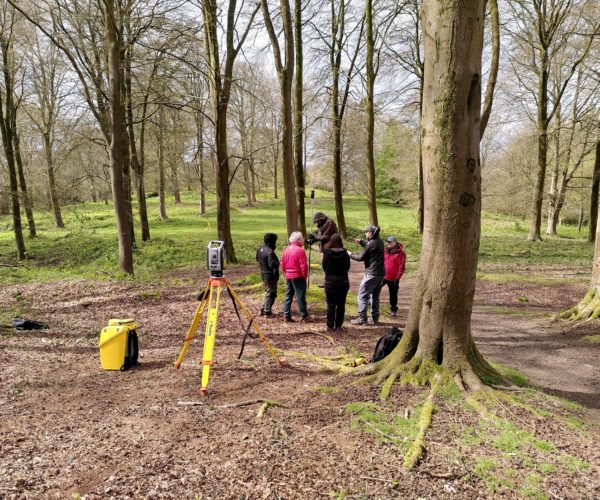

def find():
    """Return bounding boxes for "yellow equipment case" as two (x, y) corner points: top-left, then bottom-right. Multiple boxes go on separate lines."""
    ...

(99, 318), (139, 370)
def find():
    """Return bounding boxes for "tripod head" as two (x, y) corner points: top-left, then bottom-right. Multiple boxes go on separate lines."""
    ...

(207, 240), (225, 277)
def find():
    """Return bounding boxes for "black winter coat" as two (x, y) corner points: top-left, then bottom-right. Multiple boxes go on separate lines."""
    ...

(322, 248), (350, 287)
(349, 230), (385, 276)
(256, 244), (280, 282)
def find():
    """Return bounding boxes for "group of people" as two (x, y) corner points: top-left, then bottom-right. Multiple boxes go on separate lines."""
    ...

(255, 212), (406, 331)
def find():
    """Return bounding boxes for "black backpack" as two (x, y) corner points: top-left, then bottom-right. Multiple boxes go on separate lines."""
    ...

(371, 327), (403, 363)
(122, 329), (139, 371)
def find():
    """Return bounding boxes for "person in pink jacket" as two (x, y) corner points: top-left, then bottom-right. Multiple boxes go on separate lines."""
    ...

(383, 236), (406, 317)
(280, 231), (310, 322)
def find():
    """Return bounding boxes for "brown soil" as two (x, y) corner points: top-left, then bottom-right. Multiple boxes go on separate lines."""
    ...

(1, 262), (599, 498)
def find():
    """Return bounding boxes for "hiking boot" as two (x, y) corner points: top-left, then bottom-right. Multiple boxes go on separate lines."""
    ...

(300, 315), (313, 323)
(259, 309), (265, 316)
(351, 317), (367, 325)
(368, 317), (380, 326)
(390, 310), (398, 318)
(326, 326), (335, 332)
(263, 311), (273, 318)
(284, 316), (295, 323)
(334, 326), (345, 332)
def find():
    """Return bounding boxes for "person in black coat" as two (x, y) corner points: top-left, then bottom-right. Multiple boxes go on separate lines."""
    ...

(322, 233), (351, 331)
(256, 233), (279, 316)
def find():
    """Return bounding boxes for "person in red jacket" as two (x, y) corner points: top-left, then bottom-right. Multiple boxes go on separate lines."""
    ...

(280, 231), (310, 322)
(383, 236), (406, 317)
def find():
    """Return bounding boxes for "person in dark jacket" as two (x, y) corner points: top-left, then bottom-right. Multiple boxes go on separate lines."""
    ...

(348, 225), (385, 325)
(308, 212), (338, 252)
(322, 233), (351, 331)
(256, 233), (280, 316)
(383, 236), (406, 318)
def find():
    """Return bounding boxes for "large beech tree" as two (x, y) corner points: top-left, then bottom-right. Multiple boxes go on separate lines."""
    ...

(359, 0), (501, 468)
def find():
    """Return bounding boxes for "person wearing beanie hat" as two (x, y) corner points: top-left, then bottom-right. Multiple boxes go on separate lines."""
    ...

(307, 212), (338, 252)
(348, 225), (385, 325)
(383, 236), (406, 318)
(256, 233), (280, 316)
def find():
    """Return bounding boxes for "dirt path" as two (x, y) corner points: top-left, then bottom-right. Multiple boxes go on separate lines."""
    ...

(344, 259), (600, 409)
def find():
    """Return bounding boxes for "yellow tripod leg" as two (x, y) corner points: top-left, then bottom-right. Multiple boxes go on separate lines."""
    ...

(200, 285), (221, 396)
(174, 281), (210, 369)
(226, 281), (285, 366)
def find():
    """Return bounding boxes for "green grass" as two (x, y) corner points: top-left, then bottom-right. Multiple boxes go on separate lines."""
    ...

(0, 191), (594, 283)
(582, 335), (600, 344)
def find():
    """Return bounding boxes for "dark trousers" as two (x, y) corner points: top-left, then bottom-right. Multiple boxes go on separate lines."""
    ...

(325, 284), (349, 328)
(283, 277), (308, 319)
(261, 277), (278, 313)
(383, 279), (399, 312)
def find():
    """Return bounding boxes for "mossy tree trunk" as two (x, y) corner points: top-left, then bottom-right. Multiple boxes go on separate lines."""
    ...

(564, 129), (600, 320)
(377, 0), (499, 393)
(589, 132), (600, 243)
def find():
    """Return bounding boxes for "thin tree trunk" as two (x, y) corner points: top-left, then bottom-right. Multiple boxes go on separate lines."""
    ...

(13, 130), (36, 238)
(365, 0), (377, 226)
(293, 0), (306, 234)
(158, 105), (168, 221)
(104, 0), (134, 274)
(42, 131), (64, 228)
(171, 159), (181, 204)
(528, 52), (549, 241)
(125, 41), (150, 241)
(546, 110), (561, 236)
(332, 116), (346, 238)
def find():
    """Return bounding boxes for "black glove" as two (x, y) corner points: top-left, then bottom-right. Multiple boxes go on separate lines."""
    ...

(307, 233), (316, 245)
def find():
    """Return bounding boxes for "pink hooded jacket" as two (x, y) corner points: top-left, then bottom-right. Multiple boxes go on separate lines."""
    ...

(281, 241), (308, 280)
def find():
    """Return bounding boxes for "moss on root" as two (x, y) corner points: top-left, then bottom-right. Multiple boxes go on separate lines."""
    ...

(561, 286), (600, 321)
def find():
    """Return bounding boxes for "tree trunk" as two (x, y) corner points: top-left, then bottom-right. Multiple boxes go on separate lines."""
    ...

(293, 0), (306, 234)
(42, 131), (64, 228)
(125, 42), (150, 241)
(104, 0), (133, 274)
(262, 0), (298, 236)
(382, 0), (496, 392)
(13, 130), (37, 238)
(364, 0), (378, 226)
(158, 105), (168, 221)
(417, 69), (424, 235)
(215, 105), (237, 262)
(546, 111), (561, 236)
(171, 159), (181, 204)
(590, 134), (600, 243)
(332, 115), (347, 238)
(528, 52), (549, 242)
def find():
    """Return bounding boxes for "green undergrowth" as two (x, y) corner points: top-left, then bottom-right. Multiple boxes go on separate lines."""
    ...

(582, 335), (600, 344)
(340, 363), (592, 496)
(0, 191), (594, 284)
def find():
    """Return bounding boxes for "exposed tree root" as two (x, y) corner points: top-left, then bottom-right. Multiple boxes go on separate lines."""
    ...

(560, 287), (600, 321)
(282, 350), (357, 373)
(256, 399), (287, 419)
(402, 373), (441, 469)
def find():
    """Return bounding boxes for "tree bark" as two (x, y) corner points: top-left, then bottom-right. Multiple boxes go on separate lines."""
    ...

(13, 129), (36, 238)
(293, 0), (306, 234)
(590, 133), (600, 243)
(42, 131), (64, 228)
(261, 0), (298, 235)
(104, 0), (134, 275)
(527, 49), (549, 242)
(365, 0), (377, 226)
(158, 104), (168, 221)
(385, 0), (495, 390)
(546, 108), (561, 236)
(124, 35), (150, 241)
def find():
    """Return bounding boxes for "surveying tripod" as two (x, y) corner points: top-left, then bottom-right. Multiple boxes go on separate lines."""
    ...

(175, 276), (285, 396)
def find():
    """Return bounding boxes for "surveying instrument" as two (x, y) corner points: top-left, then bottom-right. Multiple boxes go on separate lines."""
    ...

(175, 241), (285, 396)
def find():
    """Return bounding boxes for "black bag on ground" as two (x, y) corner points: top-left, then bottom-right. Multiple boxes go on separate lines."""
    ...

(371, 327), (403, 363)
(12, 318), (49, 330)
(121, 329), (139, 371)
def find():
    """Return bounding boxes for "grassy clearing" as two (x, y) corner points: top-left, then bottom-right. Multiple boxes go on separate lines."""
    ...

(0, 191), (594, 284)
